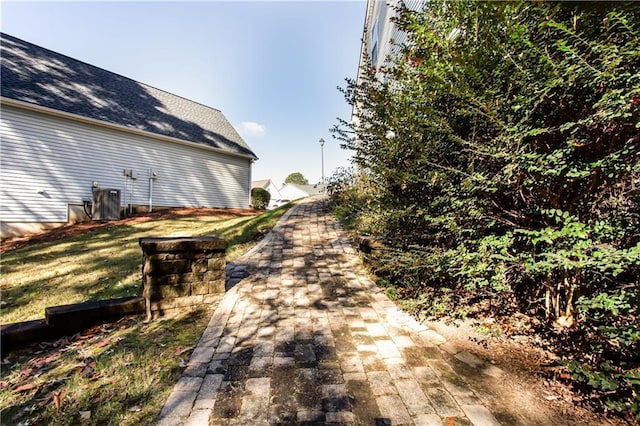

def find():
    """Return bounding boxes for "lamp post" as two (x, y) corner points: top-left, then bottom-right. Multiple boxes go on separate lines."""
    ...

(319, 138), (325, 185)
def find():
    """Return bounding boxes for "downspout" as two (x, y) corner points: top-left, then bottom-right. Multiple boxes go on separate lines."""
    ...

(148, 168), (156, 212)
(248, 159), (254, 208)
(130, 178), (134, 215)
(123, 172), (128, 216)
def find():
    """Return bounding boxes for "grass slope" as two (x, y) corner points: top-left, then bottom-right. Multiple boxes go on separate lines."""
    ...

(0, 203), (291, 424)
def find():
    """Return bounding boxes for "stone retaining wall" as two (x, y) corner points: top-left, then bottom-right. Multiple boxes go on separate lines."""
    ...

(139, 237), (228, 319)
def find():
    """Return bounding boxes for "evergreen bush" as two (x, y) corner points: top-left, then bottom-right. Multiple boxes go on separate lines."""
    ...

(251, 187), (271, 210)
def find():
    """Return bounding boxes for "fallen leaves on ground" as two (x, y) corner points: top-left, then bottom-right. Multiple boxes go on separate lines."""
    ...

(2, 317), (138, 412)
(52, 390), (64, 411)
(13, 383), (37, 393)
(173, 346), (194, 356)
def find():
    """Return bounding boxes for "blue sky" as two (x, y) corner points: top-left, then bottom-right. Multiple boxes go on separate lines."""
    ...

(1, 1), (365, 188)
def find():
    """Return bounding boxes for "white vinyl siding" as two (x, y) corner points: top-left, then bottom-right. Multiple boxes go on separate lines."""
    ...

(367, 0), (427, 71)
(0, 105), (251, 223)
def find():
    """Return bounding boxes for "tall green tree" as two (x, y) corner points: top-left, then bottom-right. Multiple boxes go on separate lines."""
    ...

(284, 172), (309, 186)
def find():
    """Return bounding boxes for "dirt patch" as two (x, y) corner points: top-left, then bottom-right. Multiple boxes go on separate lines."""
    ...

(1, 207), (260, 254)
(424, 318), (630, 426)
(269, 365), (298, 423)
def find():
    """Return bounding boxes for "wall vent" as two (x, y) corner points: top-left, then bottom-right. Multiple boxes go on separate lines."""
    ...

(92, 189), (121, 221)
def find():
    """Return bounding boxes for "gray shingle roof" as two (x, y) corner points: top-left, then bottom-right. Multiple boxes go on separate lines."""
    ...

(0, 33), (257, 159)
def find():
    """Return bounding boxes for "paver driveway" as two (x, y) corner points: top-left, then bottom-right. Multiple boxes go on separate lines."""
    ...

(157, 196), (505, 425)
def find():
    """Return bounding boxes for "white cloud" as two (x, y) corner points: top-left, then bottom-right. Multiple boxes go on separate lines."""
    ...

(237, 121), (266, 138)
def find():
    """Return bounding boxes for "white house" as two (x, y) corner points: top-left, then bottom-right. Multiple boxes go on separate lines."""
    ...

(359, 0), (426, 74)
(278, 183), (326, 202)
(0, 33), (258, 237)
(350, 0), (426, 168)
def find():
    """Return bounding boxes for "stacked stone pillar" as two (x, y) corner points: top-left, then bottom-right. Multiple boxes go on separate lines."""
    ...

(139, 237), (227, 319)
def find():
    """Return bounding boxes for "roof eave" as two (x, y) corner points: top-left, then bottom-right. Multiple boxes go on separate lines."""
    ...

(0, 97), (259, 161)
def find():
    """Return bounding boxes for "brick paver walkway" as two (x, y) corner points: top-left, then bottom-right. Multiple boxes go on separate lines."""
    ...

(157, 196), (505, 425)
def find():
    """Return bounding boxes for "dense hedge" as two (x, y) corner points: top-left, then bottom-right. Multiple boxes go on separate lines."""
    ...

(331, 1), (639, 418)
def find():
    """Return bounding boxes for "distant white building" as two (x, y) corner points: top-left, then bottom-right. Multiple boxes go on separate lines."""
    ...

(278, 183), (326, 202)
(0, 33), (257, 237)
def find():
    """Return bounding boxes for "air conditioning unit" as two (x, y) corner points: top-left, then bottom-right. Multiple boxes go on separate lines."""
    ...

(92, 188), (121, 221)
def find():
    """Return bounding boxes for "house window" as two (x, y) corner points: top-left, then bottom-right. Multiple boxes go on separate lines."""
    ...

(371, 20), (379, 66)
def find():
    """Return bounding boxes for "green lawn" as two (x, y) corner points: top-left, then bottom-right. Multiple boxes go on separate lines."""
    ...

(0, 204), (290, 425)
(1, 205), (288, 324)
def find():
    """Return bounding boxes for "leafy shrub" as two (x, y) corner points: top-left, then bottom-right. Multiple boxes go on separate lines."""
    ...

(325, 167), (377, 232)
(250, 187), (270, 210)
(331, 0), (640, 418)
